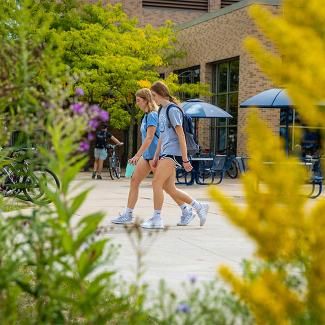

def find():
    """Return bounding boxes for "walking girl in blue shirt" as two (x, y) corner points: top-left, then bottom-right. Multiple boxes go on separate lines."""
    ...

(140, 81), (209, 229)
(111, 88), (194, 224)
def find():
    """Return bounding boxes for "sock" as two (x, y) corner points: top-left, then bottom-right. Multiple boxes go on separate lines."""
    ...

(179, 204), (187, 211)
(191, 200), (202, 211)
(153, 210), (161, 220)
(179, 204), (190, 215)
(124, 207), (134, 216)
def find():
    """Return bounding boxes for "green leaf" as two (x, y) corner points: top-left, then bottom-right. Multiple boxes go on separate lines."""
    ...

(74, 213), (104, 251)
(77, 239), (107, 278)
(69, 188), (91, 216)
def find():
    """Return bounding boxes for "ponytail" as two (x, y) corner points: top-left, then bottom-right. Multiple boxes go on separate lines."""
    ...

(169, 95), (180, 106)
(151, 81), (181, 106)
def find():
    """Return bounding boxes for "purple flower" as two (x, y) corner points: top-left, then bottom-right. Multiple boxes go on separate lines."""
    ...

(71, 103), (85, 115)
(90, 104), (101, 114)
(79, 141), (90, 152)
(88, 118), (100, 130)
(98, 109), (109, 121)
(188, 274), (197, 284)
(75, 87), (84, 96)
(176, 303), (191, 314)
(87, 132), (95, 141)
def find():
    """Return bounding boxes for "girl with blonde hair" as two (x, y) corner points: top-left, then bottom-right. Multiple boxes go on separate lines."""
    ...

(111, 88), (193, 224)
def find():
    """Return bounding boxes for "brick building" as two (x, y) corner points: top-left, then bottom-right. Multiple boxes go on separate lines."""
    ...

(108, 0), (321, 157)
(172, 0), (281, 156)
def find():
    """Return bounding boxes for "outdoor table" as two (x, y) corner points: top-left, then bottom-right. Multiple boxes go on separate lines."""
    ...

(176, 157), (214, 185)
(259, 161), (322, 198)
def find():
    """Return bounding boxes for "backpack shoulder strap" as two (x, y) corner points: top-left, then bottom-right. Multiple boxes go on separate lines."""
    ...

(166, 103), (184, 130)
(144, 112), (159, 139)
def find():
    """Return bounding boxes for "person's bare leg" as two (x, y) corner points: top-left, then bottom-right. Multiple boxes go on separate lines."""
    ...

(163, 168), (193, 205)
(92, 159), (99, 178)
(162, 171), (195, 225)
(97, 159), (104, 175)
(152, 159), (177, 210)
(112, 158), (151, 224)
(162, 172), (183, 205)
(93, 159), (98, 172)
(164, 167), (209, 226)
(127, 158), (151, 209)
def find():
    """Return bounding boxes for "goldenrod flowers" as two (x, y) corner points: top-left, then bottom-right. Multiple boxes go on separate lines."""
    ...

(210, 0), (325, 323)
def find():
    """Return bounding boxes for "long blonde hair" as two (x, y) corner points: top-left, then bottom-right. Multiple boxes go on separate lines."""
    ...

(150, 81), (180, 105)
(135, 88), (158, 113)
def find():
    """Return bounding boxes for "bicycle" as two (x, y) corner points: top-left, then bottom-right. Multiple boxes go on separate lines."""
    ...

(0, 147), (60, 204)
(107, 144), (121, 180)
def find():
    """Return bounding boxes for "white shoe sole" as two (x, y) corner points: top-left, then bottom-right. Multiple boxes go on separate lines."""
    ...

(140, 224), (164, 229)
(198, 203), (209, 226)
(111, 219), (133, 225)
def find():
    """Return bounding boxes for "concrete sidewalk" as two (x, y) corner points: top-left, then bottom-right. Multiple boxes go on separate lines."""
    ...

(74, 173), (255, 290)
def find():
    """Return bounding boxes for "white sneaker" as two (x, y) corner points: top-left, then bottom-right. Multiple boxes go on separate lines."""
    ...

(177, 208), (195, 226)
(140, 217), (164, 229)
(196, 203), (209, 226)
(111, 213), (133, 224)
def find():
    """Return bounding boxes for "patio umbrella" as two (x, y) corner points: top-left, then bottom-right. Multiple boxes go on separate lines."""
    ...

(240, 88), (292, 154)
(181, 99), (232, 145)
(181, 99), (232, 118)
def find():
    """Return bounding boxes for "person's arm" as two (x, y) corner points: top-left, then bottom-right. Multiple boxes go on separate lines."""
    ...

(130, 126), (156, 164)
(110, 135), (123, 146)
(174, 126), (192, 172)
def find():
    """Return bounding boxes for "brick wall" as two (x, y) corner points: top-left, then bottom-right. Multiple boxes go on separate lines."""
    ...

(109, 0), (142, 18)
(171, 3), (281, 156)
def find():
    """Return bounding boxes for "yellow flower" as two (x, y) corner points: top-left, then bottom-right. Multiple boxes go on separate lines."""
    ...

(210, 1), (325, 322)
(137, 80), (152, 89)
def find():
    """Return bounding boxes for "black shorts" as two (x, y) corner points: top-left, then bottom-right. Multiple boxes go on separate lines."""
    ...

(160, 154), (182, 168)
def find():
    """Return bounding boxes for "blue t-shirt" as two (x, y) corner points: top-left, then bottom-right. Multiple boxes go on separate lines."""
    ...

(140, 111), (159, 160)
(159, 104), (183, 156)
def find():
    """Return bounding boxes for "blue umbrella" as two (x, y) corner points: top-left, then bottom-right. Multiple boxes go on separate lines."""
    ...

(240, 88), (292, 154)
(181, 99), (232, 118)
(181, 99), (232, 147)
(240, 88), (292, 108)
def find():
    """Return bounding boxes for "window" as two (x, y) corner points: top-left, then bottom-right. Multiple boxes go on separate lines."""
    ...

(280, 108), (323, 157)
(143, 0), (208, 11)
(174, 66), (200, 100)
(210, 58), (239, 155)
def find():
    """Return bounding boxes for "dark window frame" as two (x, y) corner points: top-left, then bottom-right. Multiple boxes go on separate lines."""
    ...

(210, 57), (239, 155)
(174, 65), (200, 100)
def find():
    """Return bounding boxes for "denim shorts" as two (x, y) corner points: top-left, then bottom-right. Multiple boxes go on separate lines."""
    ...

(94, 148), (108, 160)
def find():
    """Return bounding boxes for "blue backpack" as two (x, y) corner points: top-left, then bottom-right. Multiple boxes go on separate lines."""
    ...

(159, 103), (199, 155)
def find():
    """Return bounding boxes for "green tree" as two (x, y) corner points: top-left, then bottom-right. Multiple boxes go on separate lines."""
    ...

(0, 0), (67, 144)
(48, 2), (209, 156)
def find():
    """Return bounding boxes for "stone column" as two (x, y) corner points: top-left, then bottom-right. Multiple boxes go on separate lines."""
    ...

(209, 0), (221, 12)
